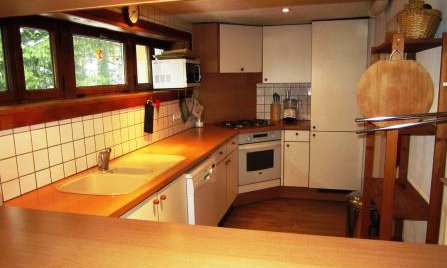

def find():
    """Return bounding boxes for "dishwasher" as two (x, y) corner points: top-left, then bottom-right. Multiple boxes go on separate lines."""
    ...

(186, 155), (221, 226)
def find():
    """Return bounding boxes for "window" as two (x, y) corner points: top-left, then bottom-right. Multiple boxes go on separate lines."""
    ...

(20, 27), (55, 90)
(136, 44), (151, 84)
(73, 35), (125, 87)
(154, 48), (164, 56)
(0, 29), (7, 92)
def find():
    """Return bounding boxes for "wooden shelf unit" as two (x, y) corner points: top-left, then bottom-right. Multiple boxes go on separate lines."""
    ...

(360, 33), (446, 243)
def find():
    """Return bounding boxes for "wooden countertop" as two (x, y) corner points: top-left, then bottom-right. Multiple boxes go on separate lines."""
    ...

(5, 121), (309, 217)
(6, 126), (237, 217)
(1, 206), (447, 268)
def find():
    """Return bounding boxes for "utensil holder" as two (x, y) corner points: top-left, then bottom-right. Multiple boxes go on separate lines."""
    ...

(271, 103), (281, 121)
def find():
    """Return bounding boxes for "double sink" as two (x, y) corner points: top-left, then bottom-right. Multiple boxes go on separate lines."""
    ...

(57, 154), (186, 196)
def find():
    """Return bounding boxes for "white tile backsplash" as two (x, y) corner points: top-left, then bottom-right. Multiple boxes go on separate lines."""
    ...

(14, 131), (32, 155)
(0, 100), (194, 201)
(0, 135), (15, 160)
(0, 157), (18, 183)
(17, 153), (34, 177)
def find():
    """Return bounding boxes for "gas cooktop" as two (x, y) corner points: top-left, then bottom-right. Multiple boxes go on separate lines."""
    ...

(219, 119), (273, 129)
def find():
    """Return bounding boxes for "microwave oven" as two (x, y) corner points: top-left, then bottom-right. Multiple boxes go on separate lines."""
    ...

(152, 58), (201, 89)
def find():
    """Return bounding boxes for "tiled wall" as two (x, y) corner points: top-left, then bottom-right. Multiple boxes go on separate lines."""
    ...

(256, 83), (311, 120)
(0, 100), (194, 202)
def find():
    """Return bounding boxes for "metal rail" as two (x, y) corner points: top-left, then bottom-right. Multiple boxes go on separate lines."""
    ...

(356, 117), (447, 134)
(355, 112), (447, 123)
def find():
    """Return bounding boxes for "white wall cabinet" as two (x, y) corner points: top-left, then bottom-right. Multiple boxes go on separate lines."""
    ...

(311, 19), (368, 132)
(263, 25), (312, 83)
(121, 176), (187, 224)
(220, 24), (262, 73)
(309, 132), (364, 190)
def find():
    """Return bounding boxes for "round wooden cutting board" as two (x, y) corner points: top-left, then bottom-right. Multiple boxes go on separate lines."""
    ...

(357, 59), (434, 127)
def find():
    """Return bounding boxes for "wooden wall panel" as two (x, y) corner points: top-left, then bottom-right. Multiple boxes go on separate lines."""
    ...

(198, 73), (261, 123)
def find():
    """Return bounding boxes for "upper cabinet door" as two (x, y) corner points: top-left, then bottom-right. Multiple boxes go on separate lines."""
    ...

(311, 20), (368, 131)
(220, 24), (262, 73)
(263, 25), (311, 83)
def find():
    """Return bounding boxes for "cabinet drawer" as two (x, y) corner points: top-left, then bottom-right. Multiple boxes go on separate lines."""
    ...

(226, 136), (238, 153)
(284, 130), (310, 142)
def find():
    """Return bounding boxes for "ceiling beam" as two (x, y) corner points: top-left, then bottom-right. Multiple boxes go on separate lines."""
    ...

(0, 0), (192, 18)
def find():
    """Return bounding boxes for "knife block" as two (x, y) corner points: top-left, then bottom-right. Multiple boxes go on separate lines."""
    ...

(270, 103), (281, 121)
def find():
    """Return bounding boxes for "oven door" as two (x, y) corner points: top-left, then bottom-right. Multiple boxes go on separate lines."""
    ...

(238, 140), (281, 186)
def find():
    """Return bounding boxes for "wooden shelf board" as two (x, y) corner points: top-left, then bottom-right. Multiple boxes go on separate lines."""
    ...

(364, 177), (429, 221)
(371, 38), (442, 54)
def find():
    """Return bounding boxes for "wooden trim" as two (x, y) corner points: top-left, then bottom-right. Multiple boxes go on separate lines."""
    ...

(397, 135), (410, 185)
(233, 186), (348, 207)
(0, 89), (192, 130)
(371, 38), (442, 54)
(426, 33), (447, 244)
(67, 9), (191, 42)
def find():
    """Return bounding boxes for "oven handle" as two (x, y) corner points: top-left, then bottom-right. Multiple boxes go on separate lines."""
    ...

(238, 140), (281, 151)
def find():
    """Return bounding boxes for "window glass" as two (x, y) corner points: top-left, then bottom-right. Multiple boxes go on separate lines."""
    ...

(0, 29), (7, 92)
(136, 44), (151, 84)
(73, 35), (125, 87)
(154, 48), (164, 56)
(20, 27), (55, 90)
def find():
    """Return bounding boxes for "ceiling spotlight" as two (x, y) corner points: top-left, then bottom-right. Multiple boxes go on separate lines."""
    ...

(282, 7), (290, 13)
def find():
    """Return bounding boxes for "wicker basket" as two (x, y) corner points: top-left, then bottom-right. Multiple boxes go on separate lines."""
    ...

(398, 2), (441, 39)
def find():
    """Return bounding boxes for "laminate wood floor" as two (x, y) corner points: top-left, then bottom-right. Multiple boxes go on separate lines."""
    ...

(221, 198), (347, 237)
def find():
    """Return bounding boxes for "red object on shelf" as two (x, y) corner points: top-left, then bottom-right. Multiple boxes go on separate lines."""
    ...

(155, 99), (161, 109)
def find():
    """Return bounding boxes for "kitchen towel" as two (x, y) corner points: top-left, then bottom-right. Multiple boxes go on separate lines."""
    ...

(144, 102), (154, 133)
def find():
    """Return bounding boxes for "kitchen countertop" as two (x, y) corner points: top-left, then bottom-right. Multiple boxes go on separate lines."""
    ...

(6, 126), (238, 217)
(1, 206), (447, 268)
(5, 121), (309, 217)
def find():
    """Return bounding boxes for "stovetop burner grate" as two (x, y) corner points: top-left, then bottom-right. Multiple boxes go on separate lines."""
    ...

(219, 119), (273, 129)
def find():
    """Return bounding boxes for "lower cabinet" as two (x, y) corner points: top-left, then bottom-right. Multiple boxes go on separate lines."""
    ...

(309, 131), (364, 190)
(214, 159), (228, 222)
(121, 176), (187, 224)
(283, 130), (310, 187)
(283, 141), (309, 187)
(225, 149), (238, 208)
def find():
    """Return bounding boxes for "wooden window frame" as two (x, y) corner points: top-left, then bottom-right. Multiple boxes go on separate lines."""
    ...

(14, 17), (65, 102)
(0, 24), (16, 103)
(134, 41), (154, 91)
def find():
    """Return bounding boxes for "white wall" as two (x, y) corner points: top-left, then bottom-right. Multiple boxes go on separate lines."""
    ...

(372, 0), (447, 244)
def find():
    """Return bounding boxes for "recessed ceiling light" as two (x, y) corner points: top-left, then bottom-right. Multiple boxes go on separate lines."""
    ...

(282, 7), (290, 13)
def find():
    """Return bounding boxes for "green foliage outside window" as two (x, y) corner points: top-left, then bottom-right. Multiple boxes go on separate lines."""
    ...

(73, 35), (125, 87)
(20, 27), (55, 90)
(0, 29), (6, 92)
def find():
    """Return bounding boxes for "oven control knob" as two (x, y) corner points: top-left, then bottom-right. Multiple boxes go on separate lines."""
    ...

(246, 137), (251, 141)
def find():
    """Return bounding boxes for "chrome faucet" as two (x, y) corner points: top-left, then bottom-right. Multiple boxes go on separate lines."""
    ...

(97, 147), (112, 171)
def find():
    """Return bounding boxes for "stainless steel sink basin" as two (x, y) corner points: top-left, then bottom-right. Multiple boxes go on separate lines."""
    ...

(57, 154), (186, 196)
(57, 174), (150, 196)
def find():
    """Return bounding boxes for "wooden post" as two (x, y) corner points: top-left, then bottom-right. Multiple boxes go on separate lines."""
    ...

(380, 129), (399, 240)
(426, 33), (447, 244)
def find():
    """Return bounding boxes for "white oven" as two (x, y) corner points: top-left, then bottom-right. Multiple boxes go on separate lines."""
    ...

(238, 131), (281, 186)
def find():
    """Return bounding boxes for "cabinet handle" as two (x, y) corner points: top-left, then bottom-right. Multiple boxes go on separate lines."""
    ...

(286, 144), (290, 147)
(295, 132), (299, 136)
(312, 126), (316, 129)
(312, 134), (316, 137)
(225, 159), (231, 165)
(219, 151), (223, 155)
(232, 141), (236, 145)
(264, 78), (268, 82)
(153, 199), (160, 205)
(160, 195), (166, 201)
(241, 67), (244, 71)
